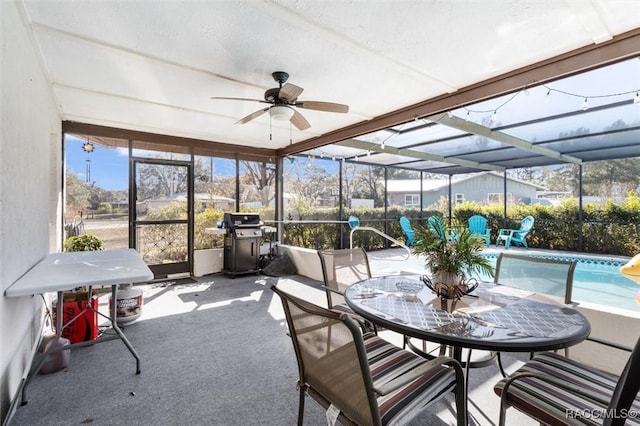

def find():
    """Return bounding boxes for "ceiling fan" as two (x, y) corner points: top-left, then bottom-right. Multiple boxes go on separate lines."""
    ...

(211, 71), (349, 131)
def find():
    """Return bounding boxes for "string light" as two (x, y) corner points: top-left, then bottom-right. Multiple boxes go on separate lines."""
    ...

(460, 83), (640, 121)
(581, 98), (589, 111)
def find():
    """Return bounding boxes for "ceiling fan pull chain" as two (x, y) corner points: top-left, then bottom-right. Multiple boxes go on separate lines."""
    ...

(270, 113), (273, 141)
(289, 121), (292, 144)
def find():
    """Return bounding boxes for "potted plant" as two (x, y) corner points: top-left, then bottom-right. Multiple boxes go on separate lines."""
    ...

(412, 216), (494, 310)
(63, 234), (104, 252)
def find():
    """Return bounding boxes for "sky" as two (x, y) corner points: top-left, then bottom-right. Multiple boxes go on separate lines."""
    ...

(66, 136), (129, 190)
(65, 135), (237, 191)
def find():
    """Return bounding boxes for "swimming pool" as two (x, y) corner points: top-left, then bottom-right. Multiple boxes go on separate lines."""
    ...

(369, 251), (638, 312)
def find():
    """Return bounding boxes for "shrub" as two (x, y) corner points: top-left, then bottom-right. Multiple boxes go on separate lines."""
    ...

(64, 234), (104, 252)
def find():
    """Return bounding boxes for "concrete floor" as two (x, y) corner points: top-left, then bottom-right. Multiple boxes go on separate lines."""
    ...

(6, 268), (541, 426)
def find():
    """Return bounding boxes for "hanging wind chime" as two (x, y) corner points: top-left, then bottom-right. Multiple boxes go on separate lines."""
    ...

(82, 140), (95, 182)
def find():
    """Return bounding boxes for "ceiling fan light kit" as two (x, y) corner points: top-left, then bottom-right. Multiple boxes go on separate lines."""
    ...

(211, 71), (349, 131)
(270, 105), (294, 120)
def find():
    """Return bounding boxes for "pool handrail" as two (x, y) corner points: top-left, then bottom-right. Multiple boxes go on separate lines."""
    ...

(348, 216), (411, 260)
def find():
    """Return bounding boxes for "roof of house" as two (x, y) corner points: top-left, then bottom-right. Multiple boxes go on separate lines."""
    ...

(147, 193), (235, 202)
(386, 172), (547, 193)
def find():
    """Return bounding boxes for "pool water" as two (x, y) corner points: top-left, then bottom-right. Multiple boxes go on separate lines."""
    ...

(370, 252), (638, 312)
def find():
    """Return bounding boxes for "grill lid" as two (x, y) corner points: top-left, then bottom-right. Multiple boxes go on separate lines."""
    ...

(223, 213), (261, 229)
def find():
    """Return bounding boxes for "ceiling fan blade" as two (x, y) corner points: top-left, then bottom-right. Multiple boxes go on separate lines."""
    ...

(294, 101), (349, 113)
(235, 107), (269, 125)
(279, 83), (304, 102)
(290, 109), (311, 131)
(211, 96), (268, 104)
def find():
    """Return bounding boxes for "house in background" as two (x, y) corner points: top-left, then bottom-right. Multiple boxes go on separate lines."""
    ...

(387, 172), (547, 208)
(141, 193), (235, 215)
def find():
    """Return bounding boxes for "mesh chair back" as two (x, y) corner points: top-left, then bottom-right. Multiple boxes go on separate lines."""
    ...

(494, 253), (576, 304)
(272, 285), (379, 425)
(318, 248), (372, 308)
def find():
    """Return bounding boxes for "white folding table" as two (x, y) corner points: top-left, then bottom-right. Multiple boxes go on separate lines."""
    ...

(5, 248), (153, 405)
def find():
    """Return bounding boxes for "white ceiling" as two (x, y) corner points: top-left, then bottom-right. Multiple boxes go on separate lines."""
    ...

(19, 0), (640, 155)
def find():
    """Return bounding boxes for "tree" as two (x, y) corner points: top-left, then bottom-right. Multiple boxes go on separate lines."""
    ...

(286, 157), (336, 200)
(240, 160), (276, 207)
(508, 167), (538, 183)
(65, 171), (90, 215)
(583, 158), (640, 197)
(351, 164), (385, 207)
(387, 168), (419, 180)
(136, 163), (188, 201)
(136, 157), (209, 201)
(540, 164), (580, 195)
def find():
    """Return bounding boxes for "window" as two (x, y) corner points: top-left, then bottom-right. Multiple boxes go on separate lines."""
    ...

(455, 193), (465, 204)
(405, 194), (420, 208)
(487, 193), (513, 203)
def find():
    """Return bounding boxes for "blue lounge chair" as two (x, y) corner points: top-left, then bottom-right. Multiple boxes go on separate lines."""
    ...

(399, 216), (414, 246)
(467, 215), (491, 247)
(496, 216), (535, 249)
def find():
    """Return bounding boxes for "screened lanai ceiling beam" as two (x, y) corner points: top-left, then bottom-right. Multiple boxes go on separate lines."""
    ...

(428, 113), (583, 165)
(337, 139), (505, 172)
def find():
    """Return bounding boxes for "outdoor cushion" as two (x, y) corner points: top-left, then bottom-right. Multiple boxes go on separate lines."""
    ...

(494, 352), (640, 426)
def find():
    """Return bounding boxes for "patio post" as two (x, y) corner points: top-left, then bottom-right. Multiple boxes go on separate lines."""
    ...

(503, 172), (508, 227)
(339, 158), (344, 249)
(579, 164), (583, 251)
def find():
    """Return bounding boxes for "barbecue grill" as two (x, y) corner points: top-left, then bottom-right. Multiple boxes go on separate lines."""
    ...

(222, 213), (262, 276)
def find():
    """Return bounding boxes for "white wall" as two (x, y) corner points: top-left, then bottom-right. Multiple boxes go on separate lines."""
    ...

(277, 245), (324, 282)
(1, 2), (62, 422)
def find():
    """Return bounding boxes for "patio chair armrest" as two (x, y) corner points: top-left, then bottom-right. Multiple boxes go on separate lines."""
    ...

(374, 356), (463, 396)
(499, 370), (610, 407)
(322, 285), (344, 296)
(587, 336), (633, 352)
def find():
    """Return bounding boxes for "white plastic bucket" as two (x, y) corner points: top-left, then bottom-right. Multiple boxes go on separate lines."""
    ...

(109, 284), (143, 325)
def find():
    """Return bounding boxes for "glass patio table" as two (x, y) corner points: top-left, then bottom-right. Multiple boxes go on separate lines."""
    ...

(344, 275), (591, 365)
